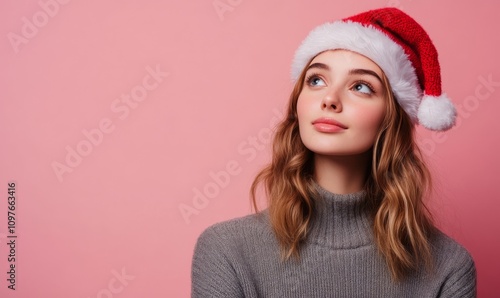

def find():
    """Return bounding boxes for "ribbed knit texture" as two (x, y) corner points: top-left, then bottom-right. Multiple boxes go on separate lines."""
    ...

(191, 183), (476, 297)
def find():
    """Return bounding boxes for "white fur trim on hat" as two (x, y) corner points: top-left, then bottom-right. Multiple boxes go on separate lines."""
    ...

(291, 20), (422, 123)
(417, 94), (456, 131)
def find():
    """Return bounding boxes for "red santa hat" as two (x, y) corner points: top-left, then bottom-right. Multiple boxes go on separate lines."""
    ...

(291, 7), (456, 131)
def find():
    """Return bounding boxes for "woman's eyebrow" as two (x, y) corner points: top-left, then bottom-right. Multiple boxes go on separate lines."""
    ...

(348, 69), (383, 84)
(306, 62), (330, 72)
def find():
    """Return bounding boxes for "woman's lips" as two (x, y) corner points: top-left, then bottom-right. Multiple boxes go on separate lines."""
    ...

(312, 118), (347, 133)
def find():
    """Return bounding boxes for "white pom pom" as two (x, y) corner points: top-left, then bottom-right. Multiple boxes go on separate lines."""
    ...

(417, 94), (457, 131)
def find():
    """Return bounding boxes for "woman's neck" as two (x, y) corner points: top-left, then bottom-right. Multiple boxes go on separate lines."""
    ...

(313, 152), (371, 194)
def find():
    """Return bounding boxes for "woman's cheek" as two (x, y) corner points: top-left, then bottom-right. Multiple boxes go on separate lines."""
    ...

(352, 103), (385, 129)
(296, 94), (311, 119)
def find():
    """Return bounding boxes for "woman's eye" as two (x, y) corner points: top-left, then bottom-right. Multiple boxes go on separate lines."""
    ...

(307, 75), (326, 87)
(353, 82), (374, 94)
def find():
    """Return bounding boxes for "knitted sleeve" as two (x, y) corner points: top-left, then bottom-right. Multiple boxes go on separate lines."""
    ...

(438, 247), (477, 298)
(191, 225), (244, 298)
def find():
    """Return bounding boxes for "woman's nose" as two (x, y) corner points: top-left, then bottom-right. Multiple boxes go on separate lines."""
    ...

(321, 88), (342, 112)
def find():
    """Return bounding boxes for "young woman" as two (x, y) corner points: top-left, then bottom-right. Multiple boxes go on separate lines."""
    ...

(192, 7), (476, 297)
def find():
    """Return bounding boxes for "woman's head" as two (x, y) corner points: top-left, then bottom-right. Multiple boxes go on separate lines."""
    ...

(296, 49), (388, 157)
(281, 48), (402, 172)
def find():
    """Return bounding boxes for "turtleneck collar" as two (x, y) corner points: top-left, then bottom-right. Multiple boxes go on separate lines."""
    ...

(307, 181), (374, 249)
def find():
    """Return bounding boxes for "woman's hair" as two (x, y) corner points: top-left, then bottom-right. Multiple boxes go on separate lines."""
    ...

(250, 54), (436, 281)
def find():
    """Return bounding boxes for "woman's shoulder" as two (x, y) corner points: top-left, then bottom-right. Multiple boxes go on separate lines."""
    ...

(431, 229), (475, 264)
(195, 211), (274, 252)
(202, 210), (271, 235)
(191, 212), (274, 297)
(428, 229), (477, 296)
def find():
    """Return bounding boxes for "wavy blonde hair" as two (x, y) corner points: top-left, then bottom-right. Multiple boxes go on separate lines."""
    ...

(250, 55), (436, 281)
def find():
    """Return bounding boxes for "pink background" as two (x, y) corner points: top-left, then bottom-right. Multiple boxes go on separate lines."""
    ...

(1, 0), (499, 297)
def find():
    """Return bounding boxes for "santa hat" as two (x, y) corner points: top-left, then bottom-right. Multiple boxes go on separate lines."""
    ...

(291, 7), (456, 131)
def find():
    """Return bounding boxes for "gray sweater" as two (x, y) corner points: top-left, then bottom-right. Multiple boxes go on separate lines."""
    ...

(191, 183), (476, 297)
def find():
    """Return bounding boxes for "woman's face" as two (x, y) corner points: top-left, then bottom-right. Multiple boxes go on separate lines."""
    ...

(297, 49), (387, 156)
